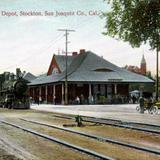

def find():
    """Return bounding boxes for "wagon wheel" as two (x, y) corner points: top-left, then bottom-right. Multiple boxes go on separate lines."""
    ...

(136, 106), (140, 112)
(148, 106), (158, 115)
(152, 106), (158, 115)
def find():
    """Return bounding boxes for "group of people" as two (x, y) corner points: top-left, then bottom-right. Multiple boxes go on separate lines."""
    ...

(32, 94), (156, 110)
(75, 94), (85, 104)
(131, 95), (138, 104)
(75, 94), (94, 105)
(31, 95), (56, 105)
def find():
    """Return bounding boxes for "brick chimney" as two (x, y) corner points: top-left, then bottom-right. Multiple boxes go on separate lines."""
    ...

(79, 49), (85, 54)
(72, 52), (78, 56)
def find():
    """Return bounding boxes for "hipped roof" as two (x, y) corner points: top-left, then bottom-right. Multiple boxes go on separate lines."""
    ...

(29, 51), (154, 86)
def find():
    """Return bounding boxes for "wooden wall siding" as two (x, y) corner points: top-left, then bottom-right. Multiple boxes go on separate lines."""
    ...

(55, 84), (62, 104)
(68, 84), (76, 102)
(117, 84), (129, 96)
(41, 86), (46, 101)
(47, 85), (53, 103)
(34, 87), (39, 103)
(47, 56), (61, 75)
(29, 88), (34, 98)
(76, 84), (89, 99)
(29, 83), (130, 104)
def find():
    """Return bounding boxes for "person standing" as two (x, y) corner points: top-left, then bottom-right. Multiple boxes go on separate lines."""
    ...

(75, 96), (80, 104)
(139, 96), (144, 113)
(39, 96), (42, 104)
(80, 94), (84, 104)
(132, 95), (137, 104)
(88, 95), (93, 104)
(53, 95), (56, 105)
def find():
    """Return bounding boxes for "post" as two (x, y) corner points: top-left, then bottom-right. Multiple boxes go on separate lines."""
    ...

(114, 84), (117, 95)
(39, 86), (41, 98)
(89, 84), (92, 97)
(58, 29), (75, 105)
(39, 86), (42, 104)
(65, 29), (68, 105)
(88, 84), (92, 104)
(53, 85), (55, 103)
(33, 87), (35, 103)
(155, 12), (159, 101)
(156, 48), (159, 100)
(45, 86), (48, 103)
(62, 83), (64, 104)
(53, 84), (56, 104)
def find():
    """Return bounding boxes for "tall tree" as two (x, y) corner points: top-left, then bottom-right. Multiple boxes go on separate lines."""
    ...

(146, 71), (153, 80)
(103, 0), (160, 99)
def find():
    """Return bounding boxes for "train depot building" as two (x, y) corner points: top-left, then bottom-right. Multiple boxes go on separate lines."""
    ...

(28, 50), (154, 104)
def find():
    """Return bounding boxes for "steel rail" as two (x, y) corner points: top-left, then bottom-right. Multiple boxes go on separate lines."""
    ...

(82, 116), (160, 129)
(52, 114), (73, 120)
(51, 114), (160, 135)
(82, 118), (160, 135)
(53, 114), (160, 129)
(0, 120), (114, 160)
(123, 121), (160, 129)
(20, 118), (160, 156)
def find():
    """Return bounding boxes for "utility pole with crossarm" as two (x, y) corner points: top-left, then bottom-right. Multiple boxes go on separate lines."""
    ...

(58, 29), (75, 105)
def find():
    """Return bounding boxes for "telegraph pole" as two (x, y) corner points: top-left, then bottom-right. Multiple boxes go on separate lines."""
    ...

(156, 44), (159, 100)
(58, 29), (75, 105)
(155, 13), (159, 101)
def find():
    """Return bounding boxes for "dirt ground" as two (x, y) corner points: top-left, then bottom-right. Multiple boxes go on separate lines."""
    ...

(0, 108), (160, 160)
(0, 147), (21, 160)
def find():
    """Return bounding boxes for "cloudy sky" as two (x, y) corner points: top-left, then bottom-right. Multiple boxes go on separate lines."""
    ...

(0, 0), (157, 76)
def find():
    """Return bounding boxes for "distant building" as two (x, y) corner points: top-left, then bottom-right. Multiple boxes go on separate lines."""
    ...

(23, 72), (36, 82)
(125, 55), (147, 75)
(28, 50), (154, 104)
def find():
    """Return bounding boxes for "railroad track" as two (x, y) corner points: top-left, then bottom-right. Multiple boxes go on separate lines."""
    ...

(0, 120), (114, 160)
(83, 115), (160, 129)
(82, 116), (160, 129)
(52, 114), (160, 135)
(20, 118), (160, 156)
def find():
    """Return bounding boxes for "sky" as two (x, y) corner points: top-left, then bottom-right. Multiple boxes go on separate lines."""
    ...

(0, 0), (157, 76)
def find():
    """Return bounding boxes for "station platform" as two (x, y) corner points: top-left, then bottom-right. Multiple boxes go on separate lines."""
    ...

(31, 104), (160, 126)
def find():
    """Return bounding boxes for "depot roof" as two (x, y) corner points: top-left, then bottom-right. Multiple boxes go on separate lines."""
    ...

(29, 51), (154, 86)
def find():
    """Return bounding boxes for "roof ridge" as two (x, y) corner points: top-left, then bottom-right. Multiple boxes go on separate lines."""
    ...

(55, 54), (73, 57)
(59, 52), (88, 81)
(86, 51), (118, 71)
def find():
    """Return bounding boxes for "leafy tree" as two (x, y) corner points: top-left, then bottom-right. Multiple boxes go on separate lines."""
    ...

(103, 0), (160, 50)
(103, 0), (160, 99)
(146, 71), (153, 79)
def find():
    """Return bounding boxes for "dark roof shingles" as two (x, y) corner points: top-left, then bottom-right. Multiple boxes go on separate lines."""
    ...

(29, 51), (154, 85)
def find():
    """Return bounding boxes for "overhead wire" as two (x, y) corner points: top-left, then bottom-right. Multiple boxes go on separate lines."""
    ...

(0, 15), (99, 72)
(0, 33), (64, 72)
